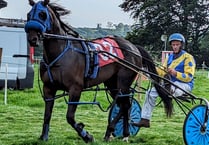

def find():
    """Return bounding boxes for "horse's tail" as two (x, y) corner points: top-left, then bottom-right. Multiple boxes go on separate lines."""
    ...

(136, 45), (173, 117)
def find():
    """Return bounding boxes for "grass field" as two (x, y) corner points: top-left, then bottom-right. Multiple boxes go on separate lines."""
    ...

(0, 66), (209, 145)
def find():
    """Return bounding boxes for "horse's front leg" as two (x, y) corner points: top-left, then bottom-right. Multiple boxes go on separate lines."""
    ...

(66, 87), (94, 143)
(39, 86), (56, 141)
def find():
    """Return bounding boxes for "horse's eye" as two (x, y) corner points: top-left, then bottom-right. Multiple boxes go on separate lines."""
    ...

(39, 12), (47, 21)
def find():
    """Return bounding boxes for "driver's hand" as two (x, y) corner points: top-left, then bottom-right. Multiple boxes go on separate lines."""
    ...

(168, 68), (177, 77)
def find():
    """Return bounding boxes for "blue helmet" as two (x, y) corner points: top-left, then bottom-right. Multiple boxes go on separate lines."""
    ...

(168, 33), (185, 44)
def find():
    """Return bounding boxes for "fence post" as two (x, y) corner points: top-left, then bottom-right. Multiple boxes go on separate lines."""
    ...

(4, 63), (8, 105)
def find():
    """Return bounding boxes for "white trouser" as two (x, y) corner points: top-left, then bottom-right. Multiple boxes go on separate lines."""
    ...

(141, 81), (191, 120)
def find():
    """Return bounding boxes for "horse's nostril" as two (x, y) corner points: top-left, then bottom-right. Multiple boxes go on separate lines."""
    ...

(28, 37), (39, 46)
(31, 37), (38, 42)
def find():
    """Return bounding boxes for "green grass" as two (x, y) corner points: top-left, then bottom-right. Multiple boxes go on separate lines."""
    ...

(0, 66), (209, 145)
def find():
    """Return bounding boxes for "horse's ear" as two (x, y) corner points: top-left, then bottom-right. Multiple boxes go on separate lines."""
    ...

(28, 0), (35, 6)
(43, 0), (50, 6)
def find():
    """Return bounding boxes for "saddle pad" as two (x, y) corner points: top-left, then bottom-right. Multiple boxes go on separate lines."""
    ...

(93, 37), (124, 67)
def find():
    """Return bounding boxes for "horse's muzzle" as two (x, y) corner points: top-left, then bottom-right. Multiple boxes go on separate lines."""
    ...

(28, 37), (39, 47)
(27, 30), (41, 47)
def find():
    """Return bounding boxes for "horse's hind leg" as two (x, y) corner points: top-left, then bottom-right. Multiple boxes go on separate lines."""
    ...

(104, 92), (131, 141)
(103, 79), (120, 141)
(104, 108), (123, 141)
(66, 86), (94, 143)
(116, 94), (131, 138)
(105, 72), (134, 141)
(121, 96), (131, 141)
(40, 86), (56, 141)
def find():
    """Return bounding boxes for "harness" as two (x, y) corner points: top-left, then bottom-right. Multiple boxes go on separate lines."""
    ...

(42, 35), (99, 83)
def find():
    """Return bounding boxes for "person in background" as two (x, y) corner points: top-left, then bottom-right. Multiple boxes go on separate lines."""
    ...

(133, 33), (196, 128)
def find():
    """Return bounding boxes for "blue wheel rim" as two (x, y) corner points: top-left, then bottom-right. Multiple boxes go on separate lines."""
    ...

(108, 98), (141, 137)
(183, 105), (209, 145)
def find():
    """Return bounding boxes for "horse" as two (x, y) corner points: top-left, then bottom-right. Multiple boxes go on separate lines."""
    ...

(25, 0), (173, 143)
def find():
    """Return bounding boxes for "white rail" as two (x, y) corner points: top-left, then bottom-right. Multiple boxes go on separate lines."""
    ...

(0, 18), (26, 28)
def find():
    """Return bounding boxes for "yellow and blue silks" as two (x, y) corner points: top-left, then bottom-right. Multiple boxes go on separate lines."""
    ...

(157, 50), (196, 90)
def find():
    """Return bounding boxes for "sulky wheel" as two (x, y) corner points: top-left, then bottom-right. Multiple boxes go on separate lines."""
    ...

(108, 98), (141, 137)
(183, 104), (209, 145)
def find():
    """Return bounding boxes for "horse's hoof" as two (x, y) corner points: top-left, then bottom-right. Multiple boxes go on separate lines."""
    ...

(40, 124), (49, 141)
(122, 136), (129, 142)
(83, 133), (94, 143)
(103, 136), (110, 142)
(39, 135), (48, 141)
(104, 134), (114, 142)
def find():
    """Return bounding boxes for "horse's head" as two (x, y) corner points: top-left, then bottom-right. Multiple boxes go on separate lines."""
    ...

(25, 0), (52, 46)
(25, 0), (79, 47)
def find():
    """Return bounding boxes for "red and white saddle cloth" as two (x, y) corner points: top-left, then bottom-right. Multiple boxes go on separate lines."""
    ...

(93, 37), (124, 67)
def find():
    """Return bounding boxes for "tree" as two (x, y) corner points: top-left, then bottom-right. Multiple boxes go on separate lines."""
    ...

(107, 22), (114, 29)
(0, 0), (7, 9)
(119, 0), (209, 55)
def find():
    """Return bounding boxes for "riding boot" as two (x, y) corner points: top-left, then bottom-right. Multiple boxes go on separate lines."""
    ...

(132, 118), (150, 128)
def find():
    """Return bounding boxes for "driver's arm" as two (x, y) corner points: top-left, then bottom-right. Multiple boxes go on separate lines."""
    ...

(156, 57), (168, 77)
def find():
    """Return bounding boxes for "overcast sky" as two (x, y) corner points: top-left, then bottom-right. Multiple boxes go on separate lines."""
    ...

(0, 0), (135, 28)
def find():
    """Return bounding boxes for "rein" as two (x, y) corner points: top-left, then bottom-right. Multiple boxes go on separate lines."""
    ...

(42, 33), (168, 79)
(38, 33), (209, 116)
(43, 33), (85, 41)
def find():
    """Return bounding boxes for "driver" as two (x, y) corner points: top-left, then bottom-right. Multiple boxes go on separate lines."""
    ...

(133, 33), (196, 128)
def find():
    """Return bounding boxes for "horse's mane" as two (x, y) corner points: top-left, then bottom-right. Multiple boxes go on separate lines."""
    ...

(48, 3), (80, 38)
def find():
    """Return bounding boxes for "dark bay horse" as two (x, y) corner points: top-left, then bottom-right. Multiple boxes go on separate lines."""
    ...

(25, 0), (173, 143)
